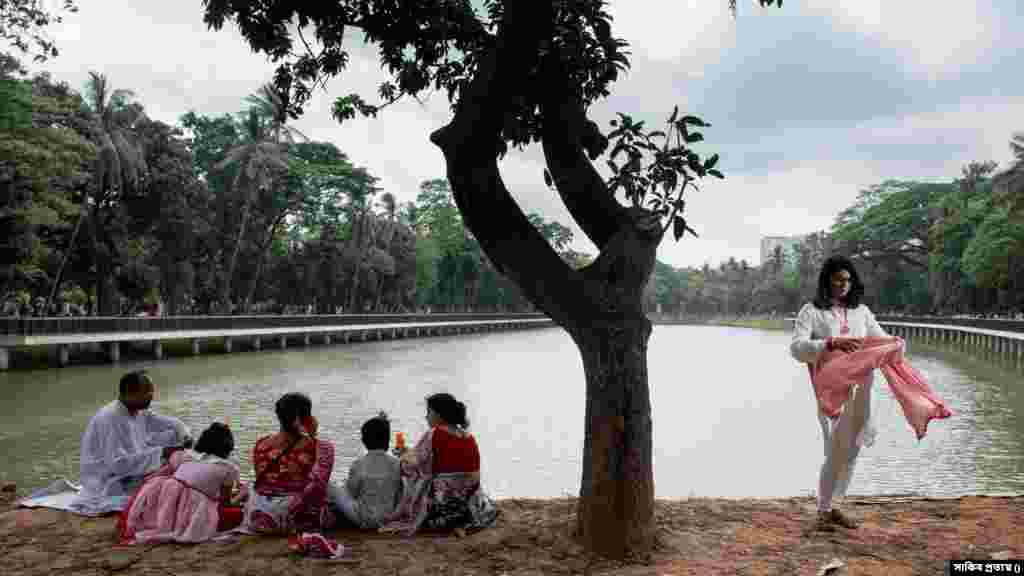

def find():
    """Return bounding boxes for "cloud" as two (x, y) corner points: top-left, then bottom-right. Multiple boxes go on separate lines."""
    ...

(801, 0), (1006, 80)
(12, 0), (1023, 272)
(653, 159), (881, 267)
(606, 0), (738, 77)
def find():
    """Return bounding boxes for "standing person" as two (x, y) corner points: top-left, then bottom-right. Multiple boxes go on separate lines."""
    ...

(71, 370), (191, 515)
(790, 255), (888, 531)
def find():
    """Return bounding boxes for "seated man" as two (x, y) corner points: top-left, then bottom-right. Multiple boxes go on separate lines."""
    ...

(330, 413), (402, 530)
(71, 370), (191, 514)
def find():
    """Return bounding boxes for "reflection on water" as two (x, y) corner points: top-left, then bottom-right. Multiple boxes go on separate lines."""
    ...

(0, 326), (1021, 499)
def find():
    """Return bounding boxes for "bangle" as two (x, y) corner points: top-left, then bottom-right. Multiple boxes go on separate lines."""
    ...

(826, 337), (834, 351)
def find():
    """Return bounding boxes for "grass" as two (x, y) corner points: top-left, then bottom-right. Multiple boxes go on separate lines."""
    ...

(710, 318), (788, 331)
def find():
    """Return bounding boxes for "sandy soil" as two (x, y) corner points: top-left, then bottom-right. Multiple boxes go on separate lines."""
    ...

(1, 489), (1021, 575)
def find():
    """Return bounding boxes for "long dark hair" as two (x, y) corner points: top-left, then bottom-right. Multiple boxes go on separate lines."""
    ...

(426, 392), (469, 429)
(812, 255), (865, 310)
(275, 392), (313, 436)
(194, 423), (234, 459)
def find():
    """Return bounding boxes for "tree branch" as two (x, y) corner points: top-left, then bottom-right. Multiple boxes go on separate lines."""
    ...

(429, 2), (582, 326)
(540, 63), (626, 251)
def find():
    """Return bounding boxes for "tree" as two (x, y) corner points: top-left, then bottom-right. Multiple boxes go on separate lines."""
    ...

(0, 67), (95, 301)
(993, 132), (1024, 217)
(1, 0), (78, 65)
(213, 105), (288, 310)
(79, 72), (149, 314)
(202, 0), (782, 558)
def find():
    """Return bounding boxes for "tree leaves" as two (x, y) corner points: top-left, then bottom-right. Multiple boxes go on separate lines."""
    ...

(601, 104), (724, 241)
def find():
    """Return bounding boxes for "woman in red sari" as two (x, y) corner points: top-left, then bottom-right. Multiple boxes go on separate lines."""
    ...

(238, 392), (336, 533)
(381, 393), (497, 536)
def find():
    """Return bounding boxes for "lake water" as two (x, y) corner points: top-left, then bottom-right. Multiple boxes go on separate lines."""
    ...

(1, 325), (1022, 499)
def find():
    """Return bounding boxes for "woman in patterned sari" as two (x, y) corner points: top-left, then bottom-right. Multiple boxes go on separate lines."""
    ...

(380, 393), (497, 536)
(238, 392), (336, 534)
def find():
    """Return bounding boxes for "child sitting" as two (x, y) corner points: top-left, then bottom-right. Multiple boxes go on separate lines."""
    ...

(119, 423), (247, 543)
(330, 413), (403, 529)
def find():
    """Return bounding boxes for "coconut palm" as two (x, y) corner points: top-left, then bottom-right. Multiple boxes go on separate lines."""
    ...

(378, 191), (397, 221)
(212, 109), (288, 311)
(216, 83), (312, 312)
(49, 72), (148, 315)
(994, 132), (1024, 211)
(243, 83), (310, 144)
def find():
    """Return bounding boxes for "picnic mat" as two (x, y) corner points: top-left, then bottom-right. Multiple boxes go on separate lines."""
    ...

(17, 478), (128, 516)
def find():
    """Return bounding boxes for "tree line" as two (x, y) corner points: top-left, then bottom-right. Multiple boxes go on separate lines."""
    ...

(1, 59), (593, 316)
(642, 156), (1024, 318)
(4, 59), (1021, 318)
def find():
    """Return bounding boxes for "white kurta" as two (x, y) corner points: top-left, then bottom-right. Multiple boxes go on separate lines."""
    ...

(71, 400), (189, 514)
(790, 302), (888, 511)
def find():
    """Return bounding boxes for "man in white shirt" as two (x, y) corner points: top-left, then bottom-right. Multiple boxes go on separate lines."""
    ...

(70, 370), (191, 514)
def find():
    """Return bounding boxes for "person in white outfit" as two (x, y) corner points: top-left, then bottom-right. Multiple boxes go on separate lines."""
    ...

(71, 370), (191, 515)
(790, 255), (888, 530)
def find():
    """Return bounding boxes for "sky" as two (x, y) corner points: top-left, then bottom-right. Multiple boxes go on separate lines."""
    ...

(15, 0), (1024, 268)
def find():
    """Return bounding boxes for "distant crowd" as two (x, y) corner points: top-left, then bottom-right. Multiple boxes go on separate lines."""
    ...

(0, 296), (449, 318)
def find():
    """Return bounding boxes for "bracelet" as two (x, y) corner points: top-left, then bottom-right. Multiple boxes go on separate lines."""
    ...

(826, 337), (834, 351)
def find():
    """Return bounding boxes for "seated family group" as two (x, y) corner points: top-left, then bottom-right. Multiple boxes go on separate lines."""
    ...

(71, 370), (496, 545)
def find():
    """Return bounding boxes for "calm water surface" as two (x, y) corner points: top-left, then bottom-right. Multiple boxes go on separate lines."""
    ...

(1, 326), (1022, 498)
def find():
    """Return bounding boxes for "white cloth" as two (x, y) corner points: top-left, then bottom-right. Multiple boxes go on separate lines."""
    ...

(329, 450), (402, 529)
(69, 400), (189, 514)
(790, 302), (888, 511)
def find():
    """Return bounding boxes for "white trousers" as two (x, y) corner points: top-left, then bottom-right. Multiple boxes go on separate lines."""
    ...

(816, 379), (873, 512)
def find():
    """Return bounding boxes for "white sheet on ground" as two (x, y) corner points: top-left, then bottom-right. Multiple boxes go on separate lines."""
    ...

(17, 478), (129, 516)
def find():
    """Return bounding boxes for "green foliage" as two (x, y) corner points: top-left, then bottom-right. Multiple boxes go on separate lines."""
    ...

(0, 72), (95, 294)
(962, 208), (1024, 289)
(1, 0), (78, 63)
(599, 108), (722, 240)
(0, 78), (32, 130)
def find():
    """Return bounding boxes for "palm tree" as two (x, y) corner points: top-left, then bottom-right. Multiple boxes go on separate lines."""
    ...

(994, 132), (1024, 210)
(49, 72), (148, 315)
(243, 83), (309, 144)
(213, 109), (286, 311)
(214, 83), (308, 312)
(378, 192), (397, 221)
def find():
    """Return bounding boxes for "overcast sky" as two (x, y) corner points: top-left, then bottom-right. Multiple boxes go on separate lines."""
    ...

(19, 0), (1024, 268)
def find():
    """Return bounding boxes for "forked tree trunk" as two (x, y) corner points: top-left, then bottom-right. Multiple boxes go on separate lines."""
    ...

(426, 0), (662, 559)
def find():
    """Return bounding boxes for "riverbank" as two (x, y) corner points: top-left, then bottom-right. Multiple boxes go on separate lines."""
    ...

(2, 490), (1020, 575)
(652, 317), (789, 331)
(709, 317), (788, 331)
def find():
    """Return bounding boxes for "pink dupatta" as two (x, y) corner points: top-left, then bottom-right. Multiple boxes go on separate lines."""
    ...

(808, 336), (953, 440)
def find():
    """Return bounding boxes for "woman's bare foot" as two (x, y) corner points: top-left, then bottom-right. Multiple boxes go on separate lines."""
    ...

(817, 508), (859, 530)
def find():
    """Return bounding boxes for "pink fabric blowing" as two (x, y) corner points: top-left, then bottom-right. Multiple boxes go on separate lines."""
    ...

(809, 336), (953, 440)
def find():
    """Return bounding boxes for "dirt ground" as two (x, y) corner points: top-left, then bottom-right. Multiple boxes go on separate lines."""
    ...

(1, 489), (1021, 575)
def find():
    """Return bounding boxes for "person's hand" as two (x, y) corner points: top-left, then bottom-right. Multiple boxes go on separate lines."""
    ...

(829, 337), (862, 353)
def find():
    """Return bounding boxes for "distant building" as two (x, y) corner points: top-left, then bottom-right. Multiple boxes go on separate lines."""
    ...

(760, 235), (805, 266)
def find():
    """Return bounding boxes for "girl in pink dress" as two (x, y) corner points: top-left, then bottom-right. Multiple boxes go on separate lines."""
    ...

(119, 423), (246, 544)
